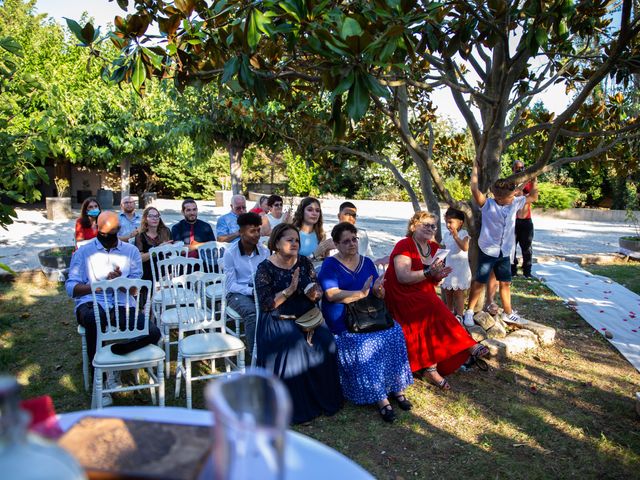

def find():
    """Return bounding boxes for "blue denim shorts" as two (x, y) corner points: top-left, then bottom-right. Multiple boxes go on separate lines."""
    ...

(475, 249), (512, 283)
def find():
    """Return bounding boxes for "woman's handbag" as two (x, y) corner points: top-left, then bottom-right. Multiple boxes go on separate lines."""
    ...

(295, 306), (324, 345)
(345, 295), (394, 333)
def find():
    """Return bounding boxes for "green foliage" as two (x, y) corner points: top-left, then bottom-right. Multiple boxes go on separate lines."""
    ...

(443, 177), (470, 202)
(284, 149), (319, 197)
(535, 182), (581, 210)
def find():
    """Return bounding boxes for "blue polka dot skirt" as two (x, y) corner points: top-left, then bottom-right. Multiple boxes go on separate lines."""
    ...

(335, 321), (414, 405)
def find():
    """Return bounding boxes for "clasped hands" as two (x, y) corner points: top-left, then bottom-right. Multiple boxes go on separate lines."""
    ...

(361, 273), (385, 298)
(283, 267), (323, 302)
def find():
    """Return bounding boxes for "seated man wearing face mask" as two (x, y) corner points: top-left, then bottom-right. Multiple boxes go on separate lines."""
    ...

(66, 211), (161, 405)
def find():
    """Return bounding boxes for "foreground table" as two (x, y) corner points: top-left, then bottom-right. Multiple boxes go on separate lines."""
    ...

(58, 406), (374, 480)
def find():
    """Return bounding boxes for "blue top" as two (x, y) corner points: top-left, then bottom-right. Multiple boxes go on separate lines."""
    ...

(216, 211), (240, 243)
(171, 219), (215, 246)
(65, 238), (143, 311)
(318, 255), (379, 335)
(299, 231), (319, 257)
(117, 211), (141, 239)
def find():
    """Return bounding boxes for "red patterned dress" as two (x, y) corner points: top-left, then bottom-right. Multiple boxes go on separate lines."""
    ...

(384, 237), (477, 375)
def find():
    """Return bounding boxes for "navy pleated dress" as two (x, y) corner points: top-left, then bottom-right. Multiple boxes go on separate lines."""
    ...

(255, 256), (343, 424)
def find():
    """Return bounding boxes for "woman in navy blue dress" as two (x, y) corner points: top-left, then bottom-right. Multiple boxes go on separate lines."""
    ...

(318, 223), (413, 423)
(254, 223), (343, 424)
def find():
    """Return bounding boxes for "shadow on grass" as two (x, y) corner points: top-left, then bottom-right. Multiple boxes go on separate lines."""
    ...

(1, 273), (639, 479)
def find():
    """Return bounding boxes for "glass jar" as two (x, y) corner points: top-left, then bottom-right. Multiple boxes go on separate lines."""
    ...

(0, 376), (86, 480)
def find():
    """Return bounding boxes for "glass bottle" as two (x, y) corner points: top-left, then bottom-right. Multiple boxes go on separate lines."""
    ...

(0, 375), (86, 480)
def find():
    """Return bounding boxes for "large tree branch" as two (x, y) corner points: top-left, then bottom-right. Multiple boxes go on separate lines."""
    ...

(441, 58), (481, 146)
(532, 2), (640, 170)
(323, 145), (421, 211)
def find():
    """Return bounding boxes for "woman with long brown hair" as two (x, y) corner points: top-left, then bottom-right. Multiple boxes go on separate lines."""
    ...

(134, 206), (172, 281)
(291, 197), (332, 259)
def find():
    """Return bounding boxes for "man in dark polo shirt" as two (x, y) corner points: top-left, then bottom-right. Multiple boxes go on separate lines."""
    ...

(171, 199), (215, 258)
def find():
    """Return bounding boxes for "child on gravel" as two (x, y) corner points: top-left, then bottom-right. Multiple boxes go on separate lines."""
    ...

(440, 207), (472, 324)
(464, 162), (538, 326)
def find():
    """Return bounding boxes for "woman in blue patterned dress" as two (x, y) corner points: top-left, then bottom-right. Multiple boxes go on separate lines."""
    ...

(255, 223), (343, 424)
(318, 222), (413, 423)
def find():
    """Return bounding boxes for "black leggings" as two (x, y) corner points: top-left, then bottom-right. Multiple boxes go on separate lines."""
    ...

(512, 218), (534, 275)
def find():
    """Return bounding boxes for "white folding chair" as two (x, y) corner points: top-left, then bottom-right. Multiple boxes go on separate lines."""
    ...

(173, 272), (246, 408)
(157, 256), (203, 376)
(197, 241), (229, 274)
(77, 325), (89, 391)
(148, 244), (189, 321)
(199, 241), (243, 338)
(90, 278), (165, 409)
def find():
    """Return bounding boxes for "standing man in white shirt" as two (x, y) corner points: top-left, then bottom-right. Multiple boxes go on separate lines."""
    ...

(223, 212), (269, 358)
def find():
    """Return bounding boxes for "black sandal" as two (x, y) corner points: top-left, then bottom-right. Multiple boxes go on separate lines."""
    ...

(424, 366), (451, 391)
(378, 404), (396, 423)
(391, 393), (413, 411)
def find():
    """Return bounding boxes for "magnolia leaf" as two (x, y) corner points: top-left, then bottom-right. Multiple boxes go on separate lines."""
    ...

(81, 22), (95, 45)
(331, 71), (354, 99)
(341, 17), (363, 39)
(535, 28), (547, 48)
(0, 37), (23, 57)
(221, 56), (240, 83)
(132, 54), (145, 91)
(64, 18), (87, 45)
(346, 73), (370, 121)
(0, 263), (15, 274)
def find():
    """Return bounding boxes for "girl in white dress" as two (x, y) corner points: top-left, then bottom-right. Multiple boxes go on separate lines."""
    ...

(441, 208), (472, 324)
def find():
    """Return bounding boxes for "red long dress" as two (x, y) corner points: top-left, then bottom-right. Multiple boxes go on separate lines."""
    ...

(384, 237), (476, 375)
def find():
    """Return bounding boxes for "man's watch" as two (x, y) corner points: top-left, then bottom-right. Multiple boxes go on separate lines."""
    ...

(423, 265), (431, 278)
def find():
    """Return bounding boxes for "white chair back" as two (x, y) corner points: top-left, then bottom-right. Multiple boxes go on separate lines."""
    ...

(91, 278), (152, 344)
(157, 257), (203, 288)
(173, 272), (227, 334)
(197, 241), (229, 273)
(149, 244), (188, 289)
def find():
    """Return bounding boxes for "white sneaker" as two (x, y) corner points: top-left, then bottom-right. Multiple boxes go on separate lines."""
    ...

(502, 311), (528, 325)
(463, 310), (475, 327)
(101, 393), (113, 407)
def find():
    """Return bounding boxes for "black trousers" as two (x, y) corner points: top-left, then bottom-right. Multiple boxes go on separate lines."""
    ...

(512, 218), (534, 275)
(76, 302), (161, 366)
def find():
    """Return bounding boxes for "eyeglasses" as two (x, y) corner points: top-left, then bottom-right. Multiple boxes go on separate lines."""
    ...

(147, 214), (160, 219)
(233, 206), (247, 212)
(420, 223), (438, 230)
(514, 167), (525, 172)
(340, 237), (359, 245)
(273, 203), (283, 207)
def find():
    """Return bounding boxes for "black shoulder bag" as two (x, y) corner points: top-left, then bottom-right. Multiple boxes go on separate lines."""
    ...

(345, 295), (393, 333)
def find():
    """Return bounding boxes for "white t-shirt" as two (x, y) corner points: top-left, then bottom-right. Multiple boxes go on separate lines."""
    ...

(266, 213), (283, 229)
(478, 196), (527, 259)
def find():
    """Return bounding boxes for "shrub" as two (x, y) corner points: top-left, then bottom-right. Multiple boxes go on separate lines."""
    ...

(535, 182), (581, 210)
(284, 149), (319, 196)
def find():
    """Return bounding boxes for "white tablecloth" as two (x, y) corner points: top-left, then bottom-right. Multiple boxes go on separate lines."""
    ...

(58, 406), (374, 480)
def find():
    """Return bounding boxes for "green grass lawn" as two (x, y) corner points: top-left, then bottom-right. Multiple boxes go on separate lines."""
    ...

(1, 271), (639, 479)
(583, 261), (640, 295)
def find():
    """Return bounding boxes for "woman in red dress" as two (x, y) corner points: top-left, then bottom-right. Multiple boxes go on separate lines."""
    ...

(384, 211), (488, 390)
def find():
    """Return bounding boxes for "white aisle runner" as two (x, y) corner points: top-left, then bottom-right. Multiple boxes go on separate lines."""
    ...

(533, 260), (640, 373)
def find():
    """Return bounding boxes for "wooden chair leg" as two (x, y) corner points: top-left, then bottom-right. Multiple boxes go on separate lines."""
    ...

(148, 368), (157, 405)
(94, 368), (103, 409)
(81, 334), (89, 391)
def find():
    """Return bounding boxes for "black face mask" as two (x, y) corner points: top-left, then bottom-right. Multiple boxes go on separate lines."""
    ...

(97, 232), (119, 249)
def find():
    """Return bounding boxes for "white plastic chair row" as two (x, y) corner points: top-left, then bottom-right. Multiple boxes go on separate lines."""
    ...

(89, 278), (165, 409)
(171, 272), (245, 408)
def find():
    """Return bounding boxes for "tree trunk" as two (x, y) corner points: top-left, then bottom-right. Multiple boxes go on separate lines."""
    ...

(228, 143), (244, 195)
(120, 157), (131, 196)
